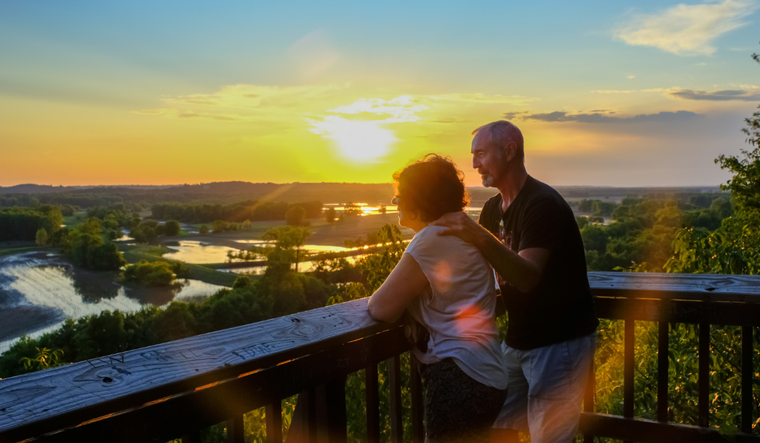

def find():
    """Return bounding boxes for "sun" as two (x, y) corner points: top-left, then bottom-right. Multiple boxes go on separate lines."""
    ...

(310, 116), (397, 162)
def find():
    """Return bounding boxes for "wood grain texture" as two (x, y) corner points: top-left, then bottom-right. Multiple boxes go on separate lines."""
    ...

(4, 272), (760, 442)
(588, 272), (760, 302)
(0, 299), (395, 440)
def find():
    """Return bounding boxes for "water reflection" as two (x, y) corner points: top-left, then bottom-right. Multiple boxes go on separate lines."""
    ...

(218, 254), (367, 275)
(163, 240), (241, 264)
(0, 252), (226, 352)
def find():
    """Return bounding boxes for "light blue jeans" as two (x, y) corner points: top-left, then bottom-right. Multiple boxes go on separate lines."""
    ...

(492, 332), (596, 443)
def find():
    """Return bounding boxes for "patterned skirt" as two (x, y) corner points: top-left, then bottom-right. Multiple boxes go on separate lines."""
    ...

(418, 357), (508, 443)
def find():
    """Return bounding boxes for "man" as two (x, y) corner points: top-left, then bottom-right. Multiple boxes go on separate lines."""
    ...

(431, 120), (598, 443)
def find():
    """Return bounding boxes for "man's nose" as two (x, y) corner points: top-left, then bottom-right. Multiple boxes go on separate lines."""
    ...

(472, 156), (480, 169)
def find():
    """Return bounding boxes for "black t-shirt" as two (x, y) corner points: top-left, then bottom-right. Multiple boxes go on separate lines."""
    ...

(479, 176), (598, 350)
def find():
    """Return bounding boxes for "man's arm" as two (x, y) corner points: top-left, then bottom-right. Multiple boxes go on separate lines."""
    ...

(430, 212), (550, 293)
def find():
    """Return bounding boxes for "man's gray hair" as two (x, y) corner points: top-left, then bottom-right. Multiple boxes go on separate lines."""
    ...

(472, 121), (525, 161)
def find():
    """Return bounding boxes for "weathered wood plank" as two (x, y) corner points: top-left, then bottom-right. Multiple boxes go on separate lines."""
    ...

(588, 272), (760, 302)
(578, 412), (750, 443)
(594, 297), (760, 326)
(0, 299), (398, 441)
(21, 327), (411, 443)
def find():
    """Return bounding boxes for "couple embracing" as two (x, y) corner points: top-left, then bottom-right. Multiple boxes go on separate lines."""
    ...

(368, 121), (599, 443)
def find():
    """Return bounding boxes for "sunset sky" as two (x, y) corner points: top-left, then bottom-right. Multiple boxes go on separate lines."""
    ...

(1, 0), (759, 187)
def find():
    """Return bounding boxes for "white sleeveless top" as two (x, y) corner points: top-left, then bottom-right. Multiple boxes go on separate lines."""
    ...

(405, 225), (507, 390)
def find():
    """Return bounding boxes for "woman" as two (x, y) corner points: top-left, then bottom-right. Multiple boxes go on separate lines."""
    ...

(367, 154), (507, 443)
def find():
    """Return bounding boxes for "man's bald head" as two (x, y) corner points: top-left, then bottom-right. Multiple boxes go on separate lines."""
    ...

(472, 121), (525, 163)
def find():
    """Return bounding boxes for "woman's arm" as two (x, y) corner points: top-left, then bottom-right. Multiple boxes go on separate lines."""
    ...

(367, 253), (430, 323)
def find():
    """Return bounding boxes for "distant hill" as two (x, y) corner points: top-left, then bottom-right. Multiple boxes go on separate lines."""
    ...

(0, 181), (723, 208)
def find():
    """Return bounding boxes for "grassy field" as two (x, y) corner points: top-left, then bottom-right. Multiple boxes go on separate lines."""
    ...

(0, 244), (46, 258)
(184, 213), (413, 247)
(118, 243), (239, 286)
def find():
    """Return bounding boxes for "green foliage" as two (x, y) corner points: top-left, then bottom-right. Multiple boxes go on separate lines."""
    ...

(35, 228), (48, 246)
(199, 225), (209, 235)
(325, 207), (336, 223)
(123, 260), (176, 287)
(212, 220), (228, 233)
(285, 205), (307, 226)
(19, 346), (64, 371)
(0, 205), (63, 241)
(257, 225), (312, 272)
(66, 227), (126, 271)
(164, 220), (181, 236)
(151, 200), (323, 224)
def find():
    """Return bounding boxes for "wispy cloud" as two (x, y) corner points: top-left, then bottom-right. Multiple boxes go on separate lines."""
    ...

(327, 96), (428, 123)
(504, 110), (704, 123)
(668, 88), (760, 101)
(615, 0), (758, 55)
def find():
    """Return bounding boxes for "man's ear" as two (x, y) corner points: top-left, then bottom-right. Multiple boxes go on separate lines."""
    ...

(503, 141), (518, 162)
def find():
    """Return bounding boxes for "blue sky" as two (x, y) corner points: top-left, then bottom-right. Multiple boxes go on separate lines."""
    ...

(1, 0), (759, 186)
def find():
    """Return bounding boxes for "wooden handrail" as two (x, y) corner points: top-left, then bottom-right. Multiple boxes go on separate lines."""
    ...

(1, 271), (760, 442)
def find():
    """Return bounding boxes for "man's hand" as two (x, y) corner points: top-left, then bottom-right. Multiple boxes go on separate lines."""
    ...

(429, 212), (487, 247)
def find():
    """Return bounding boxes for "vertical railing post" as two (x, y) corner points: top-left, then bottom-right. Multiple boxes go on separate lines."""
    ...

(657, 321), (669, 422)
(583, 359), (595, 443)
(742, 325), (754, 433)
(324, 377), (347, 443)
(365, 365), (380, 443)
(623, 318), (635, 443)
(410, 356), (424, 443)
(228, 415), (244, 443)
(388, 356), (403, 443)
(699, 323), (710, 428)
(266, 402), (283, 443)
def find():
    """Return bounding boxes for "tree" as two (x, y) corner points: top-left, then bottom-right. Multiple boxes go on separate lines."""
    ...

(35, 228), (48, 246)
(164, 220), (181, 236)
(259, 226), (312, 272)
(199, 225), (209, 235)
(286, 205), (306, 226)
(212, 220), (228, 233)
(123, 261), (176, 286)
(325, 207), (336, 224)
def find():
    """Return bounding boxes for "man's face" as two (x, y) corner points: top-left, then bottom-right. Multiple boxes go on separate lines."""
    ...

(471, 133), (506, 188)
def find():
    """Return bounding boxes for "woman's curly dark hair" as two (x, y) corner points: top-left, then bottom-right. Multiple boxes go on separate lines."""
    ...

(393, 154), (470, 223)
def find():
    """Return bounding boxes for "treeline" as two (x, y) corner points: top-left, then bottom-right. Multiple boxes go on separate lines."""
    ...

(150, 200), (323, 223)
(0, 206), (63, 241)
(575, 194), (733, 272)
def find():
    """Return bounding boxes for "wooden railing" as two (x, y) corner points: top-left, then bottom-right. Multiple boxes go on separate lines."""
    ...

(1, 272), (760, 443)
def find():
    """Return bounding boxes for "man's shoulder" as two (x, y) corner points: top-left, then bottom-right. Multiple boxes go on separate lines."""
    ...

(481, 192), (502, 214)
(522, 178), (572, 212)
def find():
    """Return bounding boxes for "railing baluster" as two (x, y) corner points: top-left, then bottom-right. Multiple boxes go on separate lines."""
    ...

(325, 377), (347, 443)
(698, 323), (710, 428)
(388, 356), (403, 443)
(307, 387), (318, 443)
(624, 318), (635, 443)
(227, 415), (244, 443)
(742, 325), (753, 433)
(266, 402), (283, 443)
(583, 359), (595, 443)
(365, 365), (380, 443)
(410, 356), (424, 443)
(658, 321), (669, 422)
